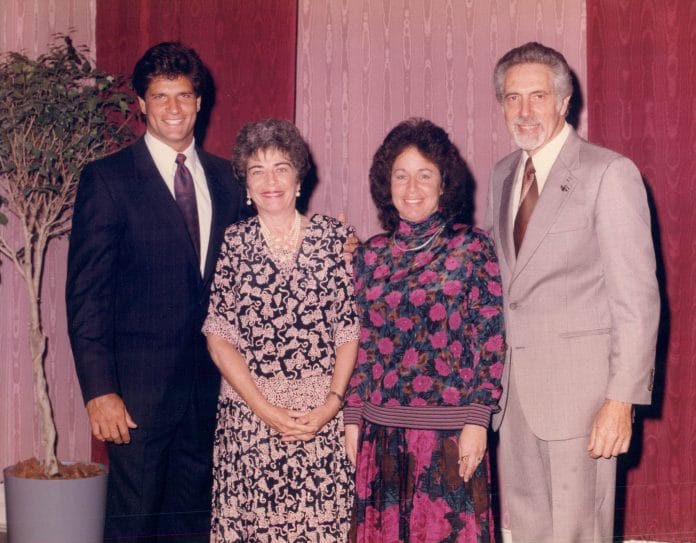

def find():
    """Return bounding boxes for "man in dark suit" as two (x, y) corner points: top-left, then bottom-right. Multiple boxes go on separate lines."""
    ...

(485, 42), (658, 542)
(66, 42), (243, 542)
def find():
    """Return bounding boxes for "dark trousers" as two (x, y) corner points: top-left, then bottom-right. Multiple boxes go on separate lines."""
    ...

(104, 397), (216, 543)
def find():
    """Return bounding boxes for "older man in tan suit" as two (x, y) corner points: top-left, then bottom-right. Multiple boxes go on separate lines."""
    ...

(485, 42), (659, 542)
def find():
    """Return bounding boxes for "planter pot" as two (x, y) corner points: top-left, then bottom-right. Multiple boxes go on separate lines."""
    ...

(3, 463), (107, 543)
(0, 478), (6, 532)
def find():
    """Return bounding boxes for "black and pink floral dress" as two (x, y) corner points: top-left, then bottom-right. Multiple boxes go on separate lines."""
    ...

(203, 214), (360, 542)
(344, 211), (505, 543)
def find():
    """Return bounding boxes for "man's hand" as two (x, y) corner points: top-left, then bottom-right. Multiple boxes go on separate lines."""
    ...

(588, 399), (633, 459)
(338, 212), (360, 261)
(86, 393), (137, 444)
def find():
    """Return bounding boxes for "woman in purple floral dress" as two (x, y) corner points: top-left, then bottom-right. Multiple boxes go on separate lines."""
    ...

(203, 119), (359, 542)
(344, 118), (506, 543)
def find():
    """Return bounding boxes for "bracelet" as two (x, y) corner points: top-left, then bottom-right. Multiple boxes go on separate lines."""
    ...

(327, 390), (344, 403)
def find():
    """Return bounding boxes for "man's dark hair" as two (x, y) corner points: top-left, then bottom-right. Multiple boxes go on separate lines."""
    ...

(131, 42), (207, 98)
(369, 117), (472, 233)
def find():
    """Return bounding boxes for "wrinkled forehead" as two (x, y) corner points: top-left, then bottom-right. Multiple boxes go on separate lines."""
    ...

(503, 63), (555, 89)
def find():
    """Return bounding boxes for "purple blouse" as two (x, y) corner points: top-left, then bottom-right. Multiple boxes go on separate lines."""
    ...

(344, 212), (506, 429)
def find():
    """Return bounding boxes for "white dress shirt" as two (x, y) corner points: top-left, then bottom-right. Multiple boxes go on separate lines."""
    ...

(511, 122), (571, 220)
(144, 132), (212, 275)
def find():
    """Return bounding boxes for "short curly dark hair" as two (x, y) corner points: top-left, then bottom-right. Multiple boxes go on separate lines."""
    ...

(131, 42), (207, 98)
(370, 118), (472, 232)
(232, 119), (311, 187)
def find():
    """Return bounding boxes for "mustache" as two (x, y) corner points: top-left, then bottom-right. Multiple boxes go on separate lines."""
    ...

(512, 117), (542, 127)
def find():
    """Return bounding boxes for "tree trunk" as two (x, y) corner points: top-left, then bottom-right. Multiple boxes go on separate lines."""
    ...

(30, 321), (58, 477)
(26, 255), (58, 477)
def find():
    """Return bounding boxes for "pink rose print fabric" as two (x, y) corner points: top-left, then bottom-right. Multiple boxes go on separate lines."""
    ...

(345, 212), (503, 542)
(349, 423), (493, 543)
(345, 213), (505, 426)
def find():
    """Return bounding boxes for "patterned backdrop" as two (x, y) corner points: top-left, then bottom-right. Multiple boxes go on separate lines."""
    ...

(1, 0), (694, 540)
(297, 0), (588, 237)
(587, 1), (696, 540)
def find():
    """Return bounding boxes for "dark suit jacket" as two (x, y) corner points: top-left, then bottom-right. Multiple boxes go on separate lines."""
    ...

(66, 137), (243, 427)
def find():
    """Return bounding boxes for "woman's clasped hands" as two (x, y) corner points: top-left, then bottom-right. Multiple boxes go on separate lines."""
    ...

(257, 397), (341, 442)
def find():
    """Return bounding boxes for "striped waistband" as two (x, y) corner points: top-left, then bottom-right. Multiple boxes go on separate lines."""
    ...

(362, 402), (491, 430)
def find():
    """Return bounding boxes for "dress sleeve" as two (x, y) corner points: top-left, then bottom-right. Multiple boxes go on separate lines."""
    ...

(461, 231), (506, 415)
(329, 225), (361, 347)
(343, 243), (368, 425)
(202, 230), (241, 347)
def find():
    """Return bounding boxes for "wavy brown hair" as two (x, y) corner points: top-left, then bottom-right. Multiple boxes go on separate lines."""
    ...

(369, 118), (472, 232)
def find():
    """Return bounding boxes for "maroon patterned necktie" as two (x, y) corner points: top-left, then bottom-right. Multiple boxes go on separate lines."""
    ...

(513, 156), (538, 255)
(174, 153), (200, 257)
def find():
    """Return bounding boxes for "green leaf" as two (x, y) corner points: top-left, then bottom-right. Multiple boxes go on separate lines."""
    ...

(0, 34), (136, 233)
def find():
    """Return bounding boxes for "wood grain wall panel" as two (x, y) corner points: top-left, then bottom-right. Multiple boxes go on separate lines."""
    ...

(296, 0), (587, 238)
(588, 1), (696, 541)
(0, 0), (96, 57)
(0, 1), (94, 475)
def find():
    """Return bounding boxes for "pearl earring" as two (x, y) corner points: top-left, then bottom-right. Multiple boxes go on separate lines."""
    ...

(246, 192), (252, 206)
(296, 187), (301, 197)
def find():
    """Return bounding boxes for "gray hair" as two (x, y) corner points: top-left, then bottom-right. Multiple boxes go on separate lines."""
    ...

(493, 42), (573, 103)
(232, 119), (310, 186)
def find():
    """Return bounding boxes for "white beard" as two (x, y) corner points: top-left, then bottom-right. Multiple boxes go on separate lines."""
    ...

(511, 118), (547, 151)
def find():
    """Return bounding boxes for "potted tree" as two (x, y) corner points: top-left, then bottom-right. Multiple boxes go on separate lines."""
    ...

(0, 35), (135, 542)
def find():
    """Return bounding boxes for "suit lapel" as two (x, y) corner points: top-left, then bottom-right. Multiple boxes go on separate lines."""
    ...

(498, 163), (518, 271)
(199, 150), (232, 284)
(131, 138), (202, 274)
(511, 131), (581, 282)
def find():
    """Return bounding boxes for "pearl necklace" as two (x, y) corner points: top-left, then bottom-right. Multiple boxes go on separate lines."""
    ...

(394, 225), (444, 252)
(258, 210), (302, 267)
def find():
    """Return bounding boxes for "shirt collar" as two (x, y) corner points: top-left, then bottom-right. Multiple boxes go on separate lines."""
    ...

(144, 132), (198, 169)
(523, 122), (571, 185)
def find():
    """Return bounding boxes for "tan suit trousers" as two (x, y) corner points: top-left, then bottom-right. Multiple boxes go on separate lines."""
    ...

(499, 362), (617, 543)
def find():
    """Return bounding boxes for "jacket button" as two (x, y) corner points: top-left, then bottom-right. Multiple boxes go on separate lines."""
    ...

(509, 303), (518, 310)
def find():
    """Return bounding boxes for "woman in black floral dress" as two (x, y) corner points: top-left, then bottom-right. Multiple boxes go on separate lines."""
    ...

(345, 118), (506, 542)
(203, 119), (359, 542)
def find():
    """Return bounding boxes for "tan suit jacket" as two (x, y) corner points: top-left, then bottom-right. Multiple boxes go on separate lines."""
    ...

(486, 129), (658, 440)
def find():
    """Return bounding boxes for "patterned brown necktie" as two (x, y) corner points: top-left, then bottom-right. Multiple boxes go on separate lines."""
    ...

(174, 153), (200, 257)
(513, 156), (538, 255)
